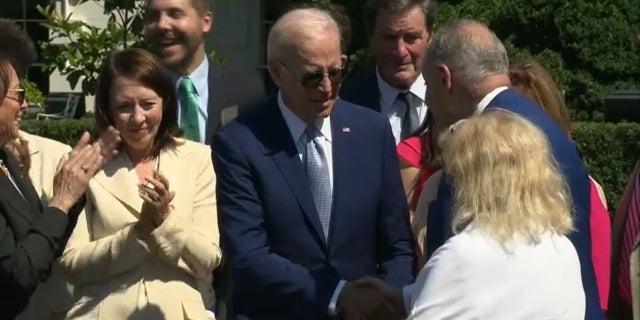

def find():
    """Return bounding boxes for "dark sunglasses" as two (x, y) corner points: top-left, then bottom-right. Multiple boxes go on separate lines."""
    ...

(6, 87), (26, 105)
(278, 60), (347, 89)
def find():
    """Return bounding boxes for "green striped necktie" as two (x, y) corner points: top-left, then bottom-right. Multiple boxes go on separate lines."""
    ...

(178, 77), (201, 142)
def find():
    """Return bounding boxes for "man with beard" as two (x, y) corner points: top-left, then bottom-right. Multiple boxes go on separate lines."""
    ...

(144, 1), (265, 318)
(144, 0), (265, 145)
(340, 0), (435, 145)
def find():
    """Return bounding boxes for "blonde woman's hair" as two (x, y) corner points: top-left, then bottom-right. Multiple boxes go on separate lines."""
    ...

(440, 110), (573, 245)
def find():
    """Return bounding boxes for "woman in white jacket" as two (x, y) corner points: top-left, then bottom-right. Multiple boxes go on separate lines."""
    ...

(404, 110), (586, 319)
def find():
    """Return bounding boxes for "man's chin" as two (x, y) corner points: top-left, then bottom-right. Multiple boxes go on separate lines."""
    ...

(385, 71), (416, 89)
(159, 53), (186, 70)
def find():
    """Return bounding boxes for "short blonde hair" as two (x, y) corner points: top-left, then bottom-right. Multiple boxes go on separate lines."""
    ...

(440, 110), (573, 245)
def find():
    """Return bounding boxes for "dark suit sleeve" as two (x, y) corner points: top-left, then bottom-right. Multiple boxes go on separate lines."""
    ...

(213, 132), (340, 316)
(376, 121), (416, 287)
(425, 176), (453, 258)
(0, 206), (68, 311)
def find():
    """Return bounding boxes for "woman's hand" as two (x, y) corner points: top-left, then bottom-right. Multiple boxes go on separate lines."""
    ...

(138, 171), (175, 230)
(49, 127), (121, 213)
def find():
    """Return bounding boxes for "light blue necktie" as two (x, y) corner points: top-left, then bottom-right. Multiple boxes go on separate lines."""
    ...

(304, 126), (332, 238)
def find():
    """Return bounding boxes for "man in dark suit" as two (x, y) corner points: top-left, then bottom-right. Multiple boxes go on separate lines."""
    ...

(144, 0), (265, 144)
(420, 19), (603, 319)
(213, 7), (414, 320)
(340, 0), (435, 144)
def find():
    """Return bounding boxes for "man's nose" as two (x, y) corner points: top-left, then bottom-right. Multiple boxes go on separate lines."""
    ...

(393, 39), (409, 57)
(156, 14), (171, 31)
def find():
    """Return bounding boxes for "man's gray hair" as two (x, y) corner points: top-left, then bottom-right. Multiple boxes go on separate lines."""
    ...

(426, 19), (509, 87)
(267, 8), (341, 62)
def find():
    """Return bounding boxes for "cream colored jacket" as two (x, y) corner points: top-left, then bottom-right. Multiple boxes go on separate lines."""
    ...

(60, 139), (222, 320)
(15, 131), (74, 320)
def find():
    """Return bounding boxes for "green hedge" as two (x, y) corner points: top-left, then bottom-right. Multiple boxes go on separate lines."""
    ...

(573, 122), (640, 210)
(21, 118), (95, 146)
(20, 118), (640, 211)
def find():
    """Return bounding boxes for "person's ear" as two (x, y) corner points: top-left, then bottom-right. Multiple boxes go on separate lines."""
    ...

(439, 64), (453, 92)
(267, 60), (284, 88)
(202, 11), (213, 33)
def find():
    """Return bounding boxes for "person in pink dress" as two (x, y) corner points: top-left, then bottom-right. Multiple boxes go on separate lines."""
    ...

(397, 111), (440, 267)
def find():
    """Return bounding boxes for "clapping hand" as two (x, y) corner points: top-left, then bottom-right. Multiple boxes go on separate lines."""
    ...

(50, 127), (121, 213)
(138, 171), (175, 234)
(66, 126), (121, 165)
(339, 277), (406, 320)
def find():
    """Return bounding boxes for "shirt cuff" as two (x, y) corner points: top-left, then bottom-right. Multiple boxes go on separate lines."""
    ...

(402, 283), (416, 314)
(327, 279), (346, 317)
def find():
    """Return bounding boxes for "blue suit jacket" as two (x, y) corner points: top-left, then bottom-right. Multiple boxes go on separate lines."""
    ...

(339, 67), (382, 113)
(213, 97), (415, 320)
(426, 88), (603, 319)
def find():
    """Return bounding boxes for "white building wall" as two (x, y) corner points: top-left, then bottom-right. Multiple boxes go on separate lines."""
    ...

(49, 0), (109, 112)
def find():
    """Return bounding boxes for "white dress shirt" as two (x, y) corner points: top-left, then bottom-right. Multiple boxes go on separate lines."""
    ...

(376, 69), (428, 145)
(447, 86), (509, 131)
(475, 86), (508, 115)
(276, 92), (343, 315)
(405, 226), (586, 320)
(277, 92), (334, 189)
(172, 56), (210, 143)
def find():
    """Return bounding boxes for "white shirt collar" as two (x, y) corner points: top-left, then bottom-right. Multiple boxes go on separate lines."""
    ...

(171, 54), (209, 96)
(475, 86), (509, 115)
(277, 91), (332, 144)
(376, 67), (426, 111)
(447, 86), (509, 133)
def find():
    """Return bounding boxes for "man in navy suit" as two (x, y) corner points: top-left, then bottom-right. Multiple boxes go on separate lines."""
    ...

(340, 0), (435, 144)
(213, 7), (414, 320)
(420, 19), (603, 319)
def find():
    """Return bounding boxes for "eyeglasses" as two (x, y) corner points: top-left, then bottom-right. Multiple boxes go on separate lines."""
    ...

(5, 87), (25, 105)
(278, 60), (347, 89)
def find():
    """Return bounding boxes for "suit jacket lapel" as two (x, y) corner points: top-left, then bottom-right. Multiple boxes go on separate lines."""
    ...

(205, 62), (224, 144)
(23, 132), (43, 197)
(328, 102), (353, 245)
(93, 153), (143, 214)
(261, 99), (327, 246)
(155, 141), (193, 211)
(0, 151), (40, 222)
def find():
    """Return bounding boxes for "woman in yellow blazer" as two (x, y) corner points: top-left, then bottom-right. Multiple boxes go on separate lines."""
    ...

(59, 48), (222, 320)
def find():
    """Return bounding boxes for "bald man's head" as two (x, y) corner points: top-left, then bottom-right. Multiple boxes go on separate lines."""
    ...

(425, 19), (509, 88)
(266, 8), (341, 63)
(265, 7), (347, 125)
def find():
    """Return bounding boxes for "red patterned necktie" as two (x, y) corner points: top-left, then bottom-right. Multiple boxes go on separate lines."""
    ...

(619, 171), (640, 306)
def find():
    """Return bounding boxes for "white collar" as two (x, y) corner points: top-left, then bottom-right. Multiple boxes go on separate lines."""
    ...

(376, 67), (426, 109)
(447, 86), (510, 133)
(171, 54), (209, 96)
(277, 91), (332, 144)
(475, 86), (509, 115)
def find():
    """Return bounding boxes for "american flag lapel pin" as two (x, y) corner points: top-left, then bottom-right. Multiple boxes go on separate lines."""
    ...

(342, 127), (351, 133)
